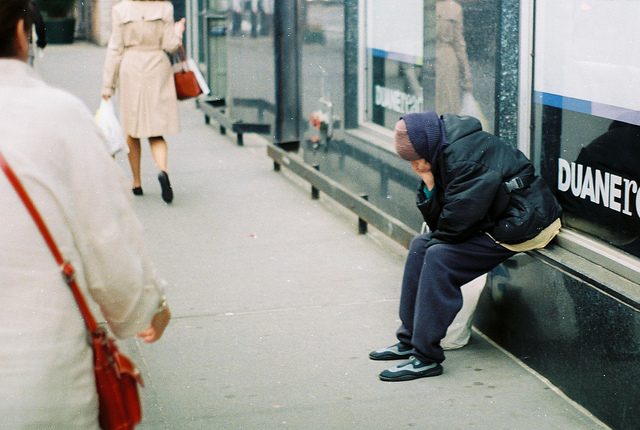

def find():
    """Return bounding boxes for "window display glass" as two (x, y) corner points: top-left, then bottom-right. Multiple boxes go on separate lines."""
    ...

(365, 0), (497, 133)
(532, 0), (640, 256)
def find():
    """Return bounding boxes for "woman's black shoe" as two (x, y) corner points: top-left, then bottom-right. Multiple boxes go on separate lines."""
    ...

(158, 171), (173, 203)
(132, 186), (143, 196)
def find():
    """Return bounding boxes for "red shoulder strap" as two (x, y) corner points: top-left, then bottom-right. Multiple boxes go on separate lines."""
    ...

(0, 150), (100, 334)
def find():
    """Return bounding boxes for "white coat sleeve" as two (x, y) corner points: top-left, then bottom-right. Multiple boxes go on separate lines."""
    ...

(59, 97), (165, 339)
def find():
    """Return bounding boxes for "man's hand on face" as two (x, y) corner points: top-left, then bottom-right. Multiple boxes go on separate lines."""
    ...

(410, 159), (435, 191)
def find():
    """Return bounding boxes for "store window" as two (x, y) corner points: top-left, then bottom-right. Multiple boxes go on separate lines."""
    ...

(364, 0), (497, 132)
(533, 0), (640, 257)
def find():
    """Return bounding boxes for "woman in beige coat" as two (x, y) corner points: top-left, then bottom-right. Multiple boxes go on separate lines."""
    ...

(102, 0), (185, 203)
(435, 0), (472, 116)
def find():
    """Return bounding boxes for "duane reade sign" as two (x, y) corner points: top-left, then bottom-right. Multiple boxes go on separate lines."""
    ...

(558, 158), (639, 217)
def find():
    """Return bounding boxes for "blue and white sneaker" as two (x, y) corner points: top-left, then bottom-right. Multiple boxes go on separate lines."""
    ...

(369, 342), (414, 361)
(379, 356), (443, 381)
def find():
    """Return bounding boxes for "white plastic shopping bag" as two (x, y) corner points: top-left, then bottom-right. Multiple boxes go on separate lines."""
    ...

(187, 58), (210, 96)
(95, 99), (128, 156)
(441, 273), (487, 350)
(461, 92), (490, 132)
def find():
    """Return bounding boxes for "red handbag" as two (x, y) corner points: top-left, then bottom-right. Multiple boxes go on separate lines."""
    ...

(0, 150), (144, 430)
(174, 46), (203, 100)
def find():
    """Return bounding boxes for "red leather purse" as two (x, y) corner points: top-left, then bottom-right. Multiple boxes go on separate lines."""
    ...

(174, 46), (203, 100)
(0, 150), (144, 430)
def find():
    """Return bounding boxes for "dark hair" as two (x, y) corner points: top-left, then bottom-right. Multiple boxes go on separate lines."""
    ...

(0, 0), (32, 58)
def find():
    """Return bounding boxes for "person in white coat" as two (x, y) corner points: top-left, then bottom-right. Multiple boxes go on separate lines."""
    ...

(0, 0), (171, 427)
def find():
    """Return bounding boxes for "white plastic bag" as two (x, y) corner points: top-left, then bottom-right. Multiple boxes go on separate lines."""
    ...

(441, 273), (487, 350)
(187, 58), (210, 96)
(460, 92), (490, 132)
(95, 99), (128, 156)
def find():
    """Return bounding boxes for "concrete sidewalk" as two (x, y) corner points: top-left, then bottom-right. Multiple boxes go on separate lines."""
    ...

(36, 42), (608, 429)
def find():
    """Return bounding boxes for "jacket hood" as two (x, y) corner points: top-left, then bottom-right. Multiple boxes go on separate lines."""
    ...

(401, 111), (449, 175)
(441, 114), (483, 144)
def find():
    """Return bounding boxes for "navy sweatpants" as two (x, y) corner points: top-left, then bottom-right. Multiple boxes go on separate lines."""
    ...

(396, 232), (517, 363)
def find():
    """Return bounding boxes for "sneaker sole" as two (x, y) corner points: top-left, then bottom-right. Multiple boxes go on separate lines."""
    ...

(369, 351), (414, 361)
(379, 363), (443, 382)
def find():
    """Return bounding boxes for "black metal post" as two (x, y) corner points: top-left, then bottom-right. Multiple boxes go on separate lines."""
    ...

(359, 194), (369, 234)
(311, 164), (320, 199)
(274, 0), (301, 143)
(344, 0), (359, 129)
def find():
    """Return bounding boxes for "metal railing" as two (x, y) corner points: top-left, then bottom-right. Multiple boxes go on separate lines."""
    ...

(267, 142), (418, 249)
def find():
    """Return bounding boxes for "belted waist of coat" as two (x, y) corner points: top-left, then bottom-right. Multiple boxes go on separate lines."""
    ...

(124, 45), (162, 52)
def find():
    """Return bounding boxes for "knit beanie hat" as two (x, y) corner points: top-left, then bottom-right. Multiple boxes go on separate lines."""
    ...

(394, 119), (422, 161)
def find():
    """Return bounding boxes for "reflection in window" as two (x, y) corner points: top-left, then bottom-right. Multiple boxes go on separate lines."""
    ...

(434, 0), (472, 115)
(541, 110), (640, 256)
(533, 0), (640, 257)
(366, 0), (496, 132)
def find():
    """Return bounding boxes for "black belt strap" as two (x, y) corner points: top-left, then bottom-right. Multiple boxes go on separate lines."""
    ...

(503, 174), (535, 193)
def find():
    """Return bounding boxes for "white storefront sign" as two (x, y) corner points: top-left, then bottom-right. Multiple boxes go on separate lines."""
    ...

(534, 0), (640, 124)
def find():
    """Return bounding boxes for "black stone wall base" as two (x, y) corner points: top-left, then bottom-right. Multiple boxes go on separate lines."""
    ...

(476, 253), (640, 429)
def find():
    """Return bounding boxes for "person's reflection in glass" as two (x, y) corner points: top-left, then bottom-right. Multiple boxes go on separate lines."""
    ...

(435, 0), (472, 115)
(401, 1), (472, 115)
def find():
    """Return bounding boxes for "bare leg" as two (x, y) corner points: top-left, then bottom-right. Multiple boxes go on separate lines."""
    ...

(150, 136), (173, 203)
(127, 135), (142, 188)
(149, 136), (168, 173)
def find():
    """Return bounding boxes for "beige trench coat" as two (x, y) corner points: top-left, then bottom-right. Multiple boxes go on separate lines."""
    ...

(102, 0), (183, 138)
(436, 0), (472, 115)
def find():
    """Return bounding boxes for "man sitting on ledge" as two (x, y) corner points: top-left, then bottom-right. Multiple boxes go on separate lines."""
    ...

(371, 111), (562, 382)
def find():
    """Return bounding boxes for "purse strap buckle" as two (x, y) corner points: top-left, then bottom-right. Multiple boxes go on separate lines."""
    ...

(61, 261), (76, 284)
